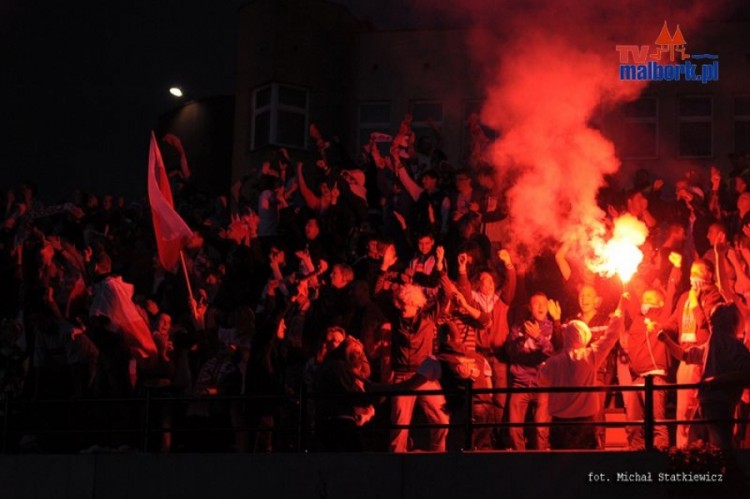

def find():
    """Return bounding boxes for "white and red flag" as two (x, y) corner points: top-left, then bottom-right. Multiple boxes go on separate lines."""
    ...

(147, 131), (193, 271)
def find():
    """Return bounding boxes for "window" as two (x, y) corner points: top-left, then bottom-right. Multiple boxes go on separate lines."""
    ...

(250, 83), (309, 150)
(409, 100), (444, 148)
(619, 97), (658, 159)
(679, 96), (712, 158)
(358, 102), (391, 155)
(735, 96), (750, 154)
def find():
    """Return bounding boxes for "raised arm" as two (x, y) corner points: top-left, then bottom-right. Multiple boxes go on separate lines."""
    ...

(554, 240), (572, 282)
(497, 249), (517, 305)
(715, 237), (736, 303)
(591, 297), (626, 368)
(393, 161), (423, 202)
(296, 162), (322, 212)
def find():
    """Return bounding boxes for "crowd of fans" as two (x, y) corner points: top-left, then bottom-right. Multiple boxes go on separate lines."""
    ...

(2, 116), (750, 454)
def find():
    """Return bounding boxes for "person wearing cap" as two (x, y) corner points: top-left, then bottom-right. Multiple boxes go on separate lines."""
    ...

(538, 300), (624, 450)
(657, 303), (750, 448)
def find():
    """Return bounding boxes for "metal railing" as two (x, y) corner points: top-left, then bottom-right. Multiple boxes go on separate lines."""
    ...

(0, 376), (746, 453)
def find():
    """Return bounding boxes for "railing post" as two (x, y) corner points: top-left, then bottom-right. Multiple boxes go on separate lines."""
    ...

(2, 396), (9, 454)
(643, 375), (654, 451)
(142, 389), (152, 453)
(298, 383), (308, 452)
(464, 380), (473, 452)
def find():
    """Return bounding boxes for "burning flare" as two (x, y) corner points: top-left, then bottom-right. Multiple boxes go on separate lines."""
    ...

(587, 214), (648, 283)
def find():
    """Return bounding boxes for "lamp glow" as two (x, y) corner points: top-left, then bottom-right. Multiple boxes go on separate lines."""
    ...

(169, 87), (183, 97)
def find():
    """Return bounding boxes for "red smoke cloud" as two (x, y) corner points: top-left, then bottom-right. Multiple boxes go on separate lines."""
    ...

(482, 31), (641, 261)
(412, 0), (722, 264)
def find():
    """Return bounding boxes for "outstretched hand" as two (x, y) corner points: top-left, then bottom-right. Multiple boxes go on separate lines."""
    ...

(497, 249), (512, 267)
(381, 244), (398, 270)
(547, 300), (561, 321)
(523, 321), (541, 339)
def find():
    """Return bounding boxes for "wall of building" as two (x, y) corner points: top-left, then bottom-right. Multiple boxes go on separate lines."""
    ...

(604, 20), (750, 186)
(351, 29), (483, 165)
(233, 2), (750, 193)
(232, 0), (361, 184)
(157, 96), (235, 195)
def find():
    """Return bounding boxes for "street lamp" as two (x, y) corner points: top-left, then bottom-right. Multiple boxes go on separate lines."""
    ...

(169, 87), (184, 97)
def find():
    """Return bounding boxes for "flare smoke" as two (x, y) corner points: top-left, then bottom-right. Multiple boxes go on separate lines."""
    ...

(414, 0), (719, 264)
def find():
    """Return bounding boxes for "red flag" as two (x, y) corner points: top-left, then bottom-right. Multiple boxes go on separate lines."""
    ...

(148, 131), (193, 271)
(90, 275), (158, 359)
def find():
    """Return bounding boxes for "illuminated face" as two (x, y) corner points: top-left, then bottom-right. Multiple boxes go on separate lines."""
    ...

(477, 174), (494, 189)
(478, 272), (495, 296)
(671, 226), (686, 245)
(578, 285), (598, 314)
(157, 313), (172, 335)
(330, 266), (348, 289)
(305, 219), (320, 240)
(417, 236), (434, 256)
(641, 290), (664, 310)
(325, 328), (345, 350)
(421, 175), (437, 191)
(319, 183), (331, 204)
(530, 295), (549, 322)
(39, 243), (54, 266)
(627, 192), (648, 215)
(188, 231), (204, 250)
(455, 175), (471, 193)
(736, 176), (748, 194)
(396, 296), (420, 319)
(269, 247), (285, 266)
(706, 225), (724, 246)
(690, 261), (711, 282)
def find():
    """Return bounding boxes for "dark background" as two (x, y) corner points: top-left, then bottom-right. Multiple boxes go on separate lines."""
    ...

(0, 0), (422, 202)
(1, 0), (245, 201)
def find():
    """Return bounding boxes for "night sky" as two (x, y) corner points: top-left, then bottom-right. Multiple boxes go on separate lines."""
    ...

(0, 0), (426, 202)
(1, 0), (245, 201)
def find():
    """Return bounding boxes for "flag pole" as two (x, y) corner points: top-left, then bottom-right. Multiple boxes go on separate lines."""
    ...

(179, 250), (196, 314)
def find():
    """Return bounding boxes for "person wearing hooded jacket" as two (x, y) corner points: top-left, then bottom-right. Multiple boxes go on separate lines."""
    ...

(657, 303), (750, 449)
(538, 297), (625, 450)
(661, 258), (724, 447)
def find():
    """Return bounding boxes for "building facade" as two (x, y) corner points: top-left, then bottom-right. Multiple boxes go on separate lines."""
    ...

(233, 0), (750, 186)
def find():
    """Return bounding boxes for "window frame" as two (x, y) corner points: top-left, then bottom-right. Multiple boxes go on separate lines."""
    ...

(678, 95), (713, 159)
(734, 95), (750, 154)
(250, 82), (309, 151)
(620, 96), (659, 160)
